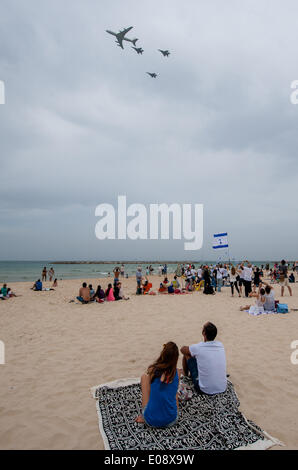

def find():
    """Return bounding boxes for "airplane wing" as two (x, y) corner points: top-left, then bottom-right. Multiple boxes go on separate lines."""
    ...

(118, 26), (133, 38)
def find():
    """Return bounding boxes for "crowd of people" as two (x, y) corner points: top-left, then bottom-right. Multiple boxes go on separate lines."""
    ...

(131, 260), (294, 300)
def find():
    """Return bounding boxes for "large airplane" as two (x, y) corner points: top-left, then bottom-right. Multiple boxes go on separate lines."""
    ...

(106, 26), (138, 49)
(131, 46), (144, 55)
(146, 72), (158, 78)
(158, 49), (170, 57)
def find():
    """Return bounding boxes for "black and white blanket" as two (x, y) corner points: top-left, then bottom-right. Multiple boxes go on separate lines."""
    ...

(91, 377), (282, 450)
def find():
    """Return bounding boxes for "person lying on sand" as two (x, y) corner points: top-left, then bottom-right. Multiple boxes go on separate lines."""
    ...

(135, 342), (182, 427)
(180, 322), (227, 395)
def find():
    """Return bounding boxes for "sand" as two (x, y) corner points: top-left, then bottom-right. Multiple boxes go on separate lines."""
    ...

(0, 275), (297, 450)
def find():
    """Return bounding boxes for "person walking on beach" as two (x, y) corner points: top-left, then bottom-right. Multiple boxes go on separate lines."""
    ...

(135, 342), (181, 427)
(279, 260), (292, 297)
(180, 322), (227, 395)
(42, 267), (47, 282)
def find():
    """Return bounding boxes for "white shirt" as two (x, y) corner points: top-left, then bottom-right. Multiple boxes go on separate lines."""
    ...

(197, 268), (202, 278)
(243, 266), (253, 281)
(216, 268), (223, 279)
(264, 289), (275, 311)
(189, 341), (227, 395)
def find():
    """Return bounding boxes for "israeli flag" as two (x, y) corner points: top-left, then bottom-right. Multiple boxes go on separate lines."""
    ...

(213, 232), (229, 249)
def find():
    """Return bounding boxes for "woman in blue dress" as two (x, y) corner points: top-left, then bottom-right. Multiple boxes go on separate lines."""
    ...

(135, 342), (181, 428)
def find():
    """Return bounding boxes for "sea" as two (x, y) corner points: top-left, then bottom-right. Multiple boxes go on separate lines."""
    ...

(0, 260), (280, 283)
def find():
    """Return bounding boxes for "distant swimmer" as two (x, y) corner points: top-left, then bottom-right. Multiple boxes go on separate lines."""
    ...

(158, 49), (170, 57)
(132, 46), (144, 54)
(146, 72), (158, 78)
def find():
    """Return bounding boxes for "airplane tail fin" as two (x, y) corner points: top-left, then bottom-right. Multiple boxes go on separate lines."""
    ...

(131, 38), (138, 46)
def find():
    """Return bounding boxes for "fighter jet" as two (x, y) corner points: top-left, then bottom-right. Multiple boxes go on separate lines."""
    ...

(158, 49), (170, 57)
(106, 26), (138, 49)
(132, 46), (144, 55)
(146, 72), (158, 78)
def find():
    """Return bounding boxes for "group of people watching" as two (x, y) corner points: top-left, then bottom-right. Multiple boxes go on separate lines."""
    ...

(135, 322), (227, 428)
(77, 280), (129, 304)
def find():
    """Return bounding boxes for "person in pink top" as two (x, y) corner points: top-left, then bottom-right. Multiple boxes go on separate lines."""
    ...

(105, 284), (115, 301)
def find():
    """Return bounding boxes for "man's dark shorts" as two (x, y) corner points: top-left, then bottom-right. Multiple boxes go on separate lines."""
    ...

(187, 357), (205, 394)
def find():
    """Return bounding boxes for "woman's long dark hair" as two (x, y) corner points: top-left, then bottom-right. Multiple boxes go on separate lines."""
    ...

(147, 342), (179, 384)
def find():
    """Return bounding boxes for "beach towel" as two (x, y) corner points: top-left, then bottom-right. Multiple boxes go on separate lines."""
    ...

(245, 309), (287, 316)
(91, 376), (283, 451)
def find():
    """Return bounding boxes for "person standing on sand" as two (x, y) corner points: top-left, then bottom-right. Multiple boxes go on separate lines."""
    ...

(112, 266), (121, 287)
(180, 322), (227, 395)
(49, 267), (55, 282)
(279, 260), (292, 297)
(42, 267), (47, 282)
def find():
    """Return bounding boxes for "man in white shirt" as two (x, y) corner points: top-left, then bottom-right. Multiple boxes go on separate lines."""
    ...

(180, 322), (227, 395)
(243, 262), (253, 298)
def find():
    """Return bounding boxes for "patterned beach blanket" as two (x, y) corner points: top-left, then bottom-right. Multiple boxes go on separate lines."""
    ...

(91, 377), (282, 450)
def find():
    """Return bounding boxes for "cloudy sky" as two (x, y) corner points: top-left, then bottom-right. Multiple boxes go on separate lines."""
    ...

(0, 0), (298, 261)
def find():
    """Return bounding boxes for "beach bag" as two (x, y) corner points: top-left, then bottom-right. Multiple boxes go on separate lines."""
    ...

(277, 303), (288, 313)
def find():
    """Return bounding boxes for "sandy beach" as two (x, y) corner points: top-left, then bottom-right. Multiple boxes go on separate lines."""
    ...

(0, 276), (297, 450)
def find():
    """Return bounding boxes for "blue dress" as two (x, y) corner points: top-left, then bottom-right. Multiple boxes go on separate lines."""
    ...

(143, 370), (178, 427)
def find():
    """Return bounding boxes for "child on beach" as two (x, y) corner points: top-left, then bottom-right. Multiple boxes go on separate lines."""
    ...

(135, 342), (181, 428)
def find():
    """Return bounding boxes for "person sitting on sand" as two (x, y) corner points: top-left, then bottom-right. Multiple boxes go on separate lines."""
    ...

(135, 342), (181, 427)
(113, 282), (122, 300)
(180, 322), (227, 395)
(289, 273), (295, 283)
(105, 284), (115, 301)
(172, 275), (180, 290)
(89, 284), (95, 300)
(52, 278), (58, 288)
(77, 282), (90, 304)
(6, 288), (17, 298)
(117, 282), (129, 300)
(158, 277), (170, 293)
(94, 285), (105, 302)
(259, 281), (275, 311)
(33, 280), (42, 291)
(1, 284), (8, 297)
(240, 287), (266, 314)
(142, 279), (153, 295)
